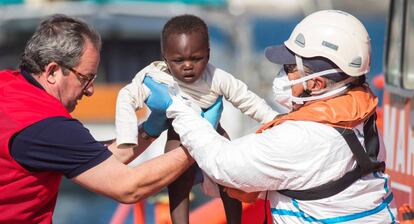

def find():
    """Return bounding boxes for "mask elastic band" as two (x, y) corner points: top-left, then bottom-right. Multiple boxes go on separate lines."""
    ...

(311, 76), (355, 95)
(291, 84), (349, 104)
(283, 68), (343, 88)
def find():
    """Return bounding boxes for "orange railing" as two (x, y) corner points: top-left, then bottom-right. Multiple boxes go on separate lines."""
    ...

(71, 83), (147, 123)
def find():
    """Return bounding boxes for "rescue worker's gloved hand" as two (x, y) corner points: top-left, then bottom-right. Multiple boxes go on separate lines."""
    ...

(142, 76), (172, 137)
(201, 96), (223, 129)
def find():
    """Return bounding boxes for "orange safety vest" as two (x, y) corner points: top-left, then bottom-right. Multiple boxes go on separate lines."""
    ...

(257, 85), (378, 133)
(227, 85), (378, 203)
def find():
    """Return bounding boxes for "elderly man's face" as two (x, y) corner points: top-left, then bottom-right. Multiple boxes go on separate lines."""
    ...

(55, 40), (100, 112)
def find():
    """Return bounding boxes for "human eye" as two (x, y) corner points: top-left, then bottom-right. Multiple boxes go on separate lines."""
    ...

(192, 56), (204, 62)
(86, 73), (96, 82)
(80, 75), (90, 82)
(172, 58), (184, 63)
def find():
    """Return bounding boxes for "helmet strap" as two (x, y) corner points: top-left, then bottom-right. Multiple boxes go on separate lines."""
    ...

(295, 55), (307, 90)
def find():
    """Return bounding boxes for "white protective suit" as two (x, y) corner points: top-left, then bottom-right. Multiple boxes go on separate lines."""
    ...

(166, 94), (397, 223)
(115, 61), (278, 147)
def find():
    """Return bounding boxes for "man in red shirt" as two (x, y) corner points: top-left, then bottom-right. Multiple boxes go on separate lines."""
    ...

(0, 14), (197, 224)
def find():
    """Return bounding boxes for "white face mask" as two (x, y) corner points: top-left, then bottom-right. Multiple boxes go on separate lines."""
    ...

(272, 68), (294, 113)
(272, 65), (354, 112)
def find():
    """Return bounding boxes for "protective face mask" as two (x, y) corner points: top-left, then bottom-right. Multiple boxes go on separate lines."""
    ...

(272, 68), (294, 113)
(272, 65), (355, 112)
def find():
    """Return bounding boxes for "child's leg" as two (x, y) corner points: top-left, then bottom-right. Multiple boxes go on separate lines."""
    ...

(166, 127), (196, 224)
(217, 123), (242, 224)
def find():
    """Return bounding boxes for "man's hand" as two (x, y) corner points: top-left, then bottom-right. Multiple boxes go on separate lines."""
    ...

(142, 76), (172, 137)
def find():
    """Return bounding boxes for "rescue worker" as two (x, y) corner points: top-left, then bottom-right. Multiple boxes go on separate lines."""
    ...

(163, 10), (397, 223)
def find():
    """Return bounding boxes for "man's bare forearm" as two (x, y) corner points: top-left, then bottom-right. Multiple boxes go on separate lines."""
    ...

(105, 129), (155, 164)
(128, 145), (195, 199)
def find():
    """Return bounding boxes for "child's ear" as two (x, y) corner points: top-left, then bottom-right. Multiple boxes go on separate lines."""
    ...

(207, 48), (210, 60)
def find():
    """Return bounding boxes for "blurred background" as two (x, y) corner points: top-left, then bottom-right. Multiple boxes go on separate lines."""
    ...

(0, 0), (389, 223)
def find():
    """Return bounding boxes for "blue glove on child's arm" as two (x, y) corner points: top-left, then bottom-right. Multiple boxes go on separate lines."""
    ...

(201, 96), (223, 129)
(142, 76), (172, 137)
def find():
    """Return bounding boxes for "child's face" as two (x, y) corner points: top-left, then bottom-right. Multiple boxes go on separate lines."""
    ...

(163, 32), (209, 84)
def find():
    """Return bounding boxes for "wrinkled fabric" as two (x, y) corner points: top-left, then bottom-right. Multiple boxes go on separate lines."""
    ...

(166, 85), (396, 223)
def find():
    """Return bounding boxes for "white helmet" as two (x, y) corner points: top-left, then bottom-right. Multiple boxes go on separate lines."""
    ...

(266, 10), (371, 77)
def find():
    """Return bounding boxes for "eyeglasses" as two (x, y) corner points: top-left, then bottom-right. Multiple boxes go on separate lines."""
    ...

(60, 64), (96, 90)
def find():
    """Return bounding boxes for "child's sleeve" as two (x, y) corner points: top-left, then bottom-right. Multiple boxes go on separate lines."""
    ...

(215, 71), (278, 124)
(115, 75), (150, 147)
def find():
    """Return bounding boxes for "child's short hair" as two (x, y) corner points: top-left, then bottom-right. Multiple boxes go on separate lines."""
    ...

(161, 14), (209, 52)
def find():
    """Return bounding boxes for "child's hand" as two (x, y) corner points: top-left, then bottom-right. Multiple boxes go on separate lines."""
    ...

(142, 76), (172, 137)
(201, 96), (223, 129)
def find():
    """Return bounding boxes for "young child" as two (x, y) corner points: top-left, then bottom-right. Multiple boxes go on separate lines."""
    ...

(115, 14), (278, 224)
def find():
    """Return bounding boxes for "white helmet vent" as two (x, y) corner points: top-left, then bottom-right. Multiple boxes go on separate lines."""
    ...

(322, 41), (338, 51)
(349, 57), (362, 68)
(295, 33), (305, 47)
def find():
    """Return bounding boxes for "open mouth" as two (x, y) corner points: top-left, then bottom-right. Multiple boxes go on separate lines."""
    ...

(183, 74), (195, 79)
